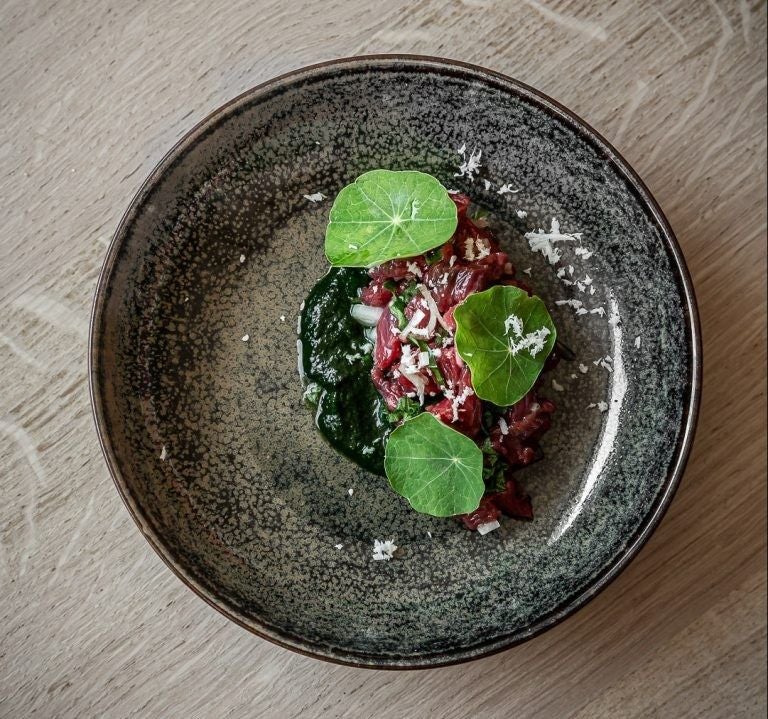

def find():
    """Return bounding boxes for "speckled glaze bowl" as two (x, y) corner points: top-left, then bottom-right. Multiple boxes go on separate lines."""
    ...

(90, 56), (701, 668)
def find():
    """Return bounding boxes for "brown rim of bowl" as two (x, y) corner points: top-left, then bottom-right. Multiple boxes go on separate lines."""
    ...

(88, 54), (702, 670)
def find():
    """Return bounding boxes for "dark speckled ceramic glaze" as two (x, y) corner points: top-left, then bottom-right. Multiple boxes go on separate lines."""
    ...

(90, 56), (701, 668)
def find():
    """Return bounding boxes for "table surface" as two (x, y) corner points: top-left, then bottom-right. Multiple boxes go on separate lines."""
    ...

(1, 0), (766, 717)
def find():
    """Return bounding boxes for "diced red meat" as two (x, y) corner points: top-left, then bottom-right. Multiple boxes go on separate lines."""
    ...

(368, 257), (427, 284)
(491, 392), (556, 467)
(374, 308), (401, 370)
(458, 477), (533, 529)
(494, 478), (534, 521)
(459, 495), (502, 530)
(359, 282), (392, 306)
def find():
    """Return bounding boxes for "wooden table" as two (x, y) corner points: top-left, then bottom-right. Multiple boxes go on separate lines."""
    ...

(1, 1), (765, 716)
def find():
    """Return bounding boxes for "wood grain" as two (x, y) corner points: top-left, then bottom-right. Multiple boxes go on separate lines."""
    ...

(0, 0), (765, 717)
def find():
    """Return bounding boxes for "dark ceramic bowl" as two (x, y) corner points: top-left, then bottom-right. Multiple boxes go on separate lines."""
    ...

(90, 56), (701, 668)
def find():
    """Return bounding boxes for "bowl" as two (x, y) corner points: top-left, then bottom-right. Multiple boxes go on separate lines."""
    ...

(89, 55), (701, 668)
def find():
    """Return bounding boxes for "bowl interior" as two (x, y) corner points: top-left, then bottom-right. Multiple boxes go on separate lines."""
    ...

(92, 58), (696, 667)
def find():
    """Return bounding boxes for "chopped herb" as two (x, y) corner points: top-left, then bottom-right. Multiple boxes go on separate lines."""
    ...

(385, 397), (423, 424)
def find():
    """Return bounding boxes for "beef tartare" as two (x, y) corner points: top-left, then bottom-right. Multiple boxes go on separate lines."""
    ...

(299, 169), (559, 531)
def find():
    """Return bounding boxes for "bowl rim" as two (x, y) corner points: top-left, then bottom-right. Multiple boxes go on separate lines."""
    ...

(89, 53), (702, 670)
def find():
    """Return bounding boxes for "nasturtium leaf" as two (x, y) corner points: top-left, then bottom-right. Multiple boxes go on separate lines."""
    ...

(454, 285), (556, 406)
(324, 170), (458, 267)
(384, 413), (484, 517)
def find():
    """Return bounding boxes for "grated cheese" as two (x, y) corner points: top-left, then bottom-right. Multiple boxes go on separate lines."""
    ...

(524, 218), (582, 265)
(475, 239), (491, 260)
(516, 209), (528, 219)
(576, 308), (588, 315)
(303, 192), (326, 202)
(241, 334), (250, 342)
(634, 336), (641, 348)
(449, 255), (457, 267)
(578, 363), (589, 374)
(522, 267), (532, 275)
(574, 246), (593, 259)
(463, 238), (476, 260)
(552, 379), (564, 392)
(406, 261), (423, 278)
(239, 254), (246, 263)
(498, 417), (509, 435)
(334, 543), (343, 550)
(483, 179), (492, 190)
(590, 307), (606, 317)
(280, 315), (286, 322)
(160, 445), (168, 461)
(372, 539), (397, 561)
(455, 145), (482, 182)
(348, 488), (354, 496)
(477, 520), (500, 535)
(597, 401), (608, 413)
(497, 183), (519, 195)
(418, 284), (451, 332)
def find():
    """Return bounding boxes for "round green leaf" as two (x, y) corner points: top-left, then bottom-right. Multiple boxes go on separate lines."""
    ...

(384, 413), (484, 517)
(324, 170), (458, 267)
(454, 285), (557, 406)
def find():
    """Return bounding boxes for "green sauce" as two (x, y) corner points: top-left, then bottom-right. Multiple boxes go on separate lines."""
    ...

(298, 267), (390, 475)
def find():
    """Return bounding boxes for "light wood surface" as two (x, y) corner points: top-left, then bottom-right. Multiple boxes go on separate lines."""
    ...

(1, 1), (765, 717)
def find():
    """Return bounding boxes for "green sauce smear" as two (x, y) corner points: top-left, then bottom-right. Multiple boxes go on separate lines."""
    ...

(298, 267), (390, 475)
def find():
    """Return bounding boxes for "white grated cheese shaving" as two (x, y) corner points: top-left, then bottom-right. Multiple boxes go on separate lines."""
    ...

(477, 520), (500, 535)
(449, 255), (457, 267)
(516, 209), (528, 219)
(557, 267), (567, 278)
(483, 179), (492, 190)
(498, 417), (509, 435)
(348, 488), (354, 496)
(590, 307), (606, 317)
(372, 539), (397, 561)
(597, 401), (608, 413)
(522, 267), (532, 275)
(576, 308), (588, 315)
(524, 218), (582, 265)
(463, 238), (476, 260)
(241, 334), (250, 342)
(418, 284), (451, 332)
(497, 183), (519, 195)
(406, 261), (423, 278)
(303, 192), (326, 202)
(427, 531), (433, 539)
(455, 145), (482, 182)
(334, 543), (343, 550)
(503, 313), (551, 358)
(634, 336), (641, 348)
(552, 379), (564, 392)
(574, 246), (593, 259)
(399, 309), (426, 340)
(239, 254), (246, 263)
(280, 315), (286, 322)
(475, 239), (491, 260)
(568, 265), (574, 275)
(589, 286), (596, 295)
(160, 445), (168, 461)
(586, 403), (597, 409)
(578, 363), (589, 374)
(555, 299), (583, 309)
